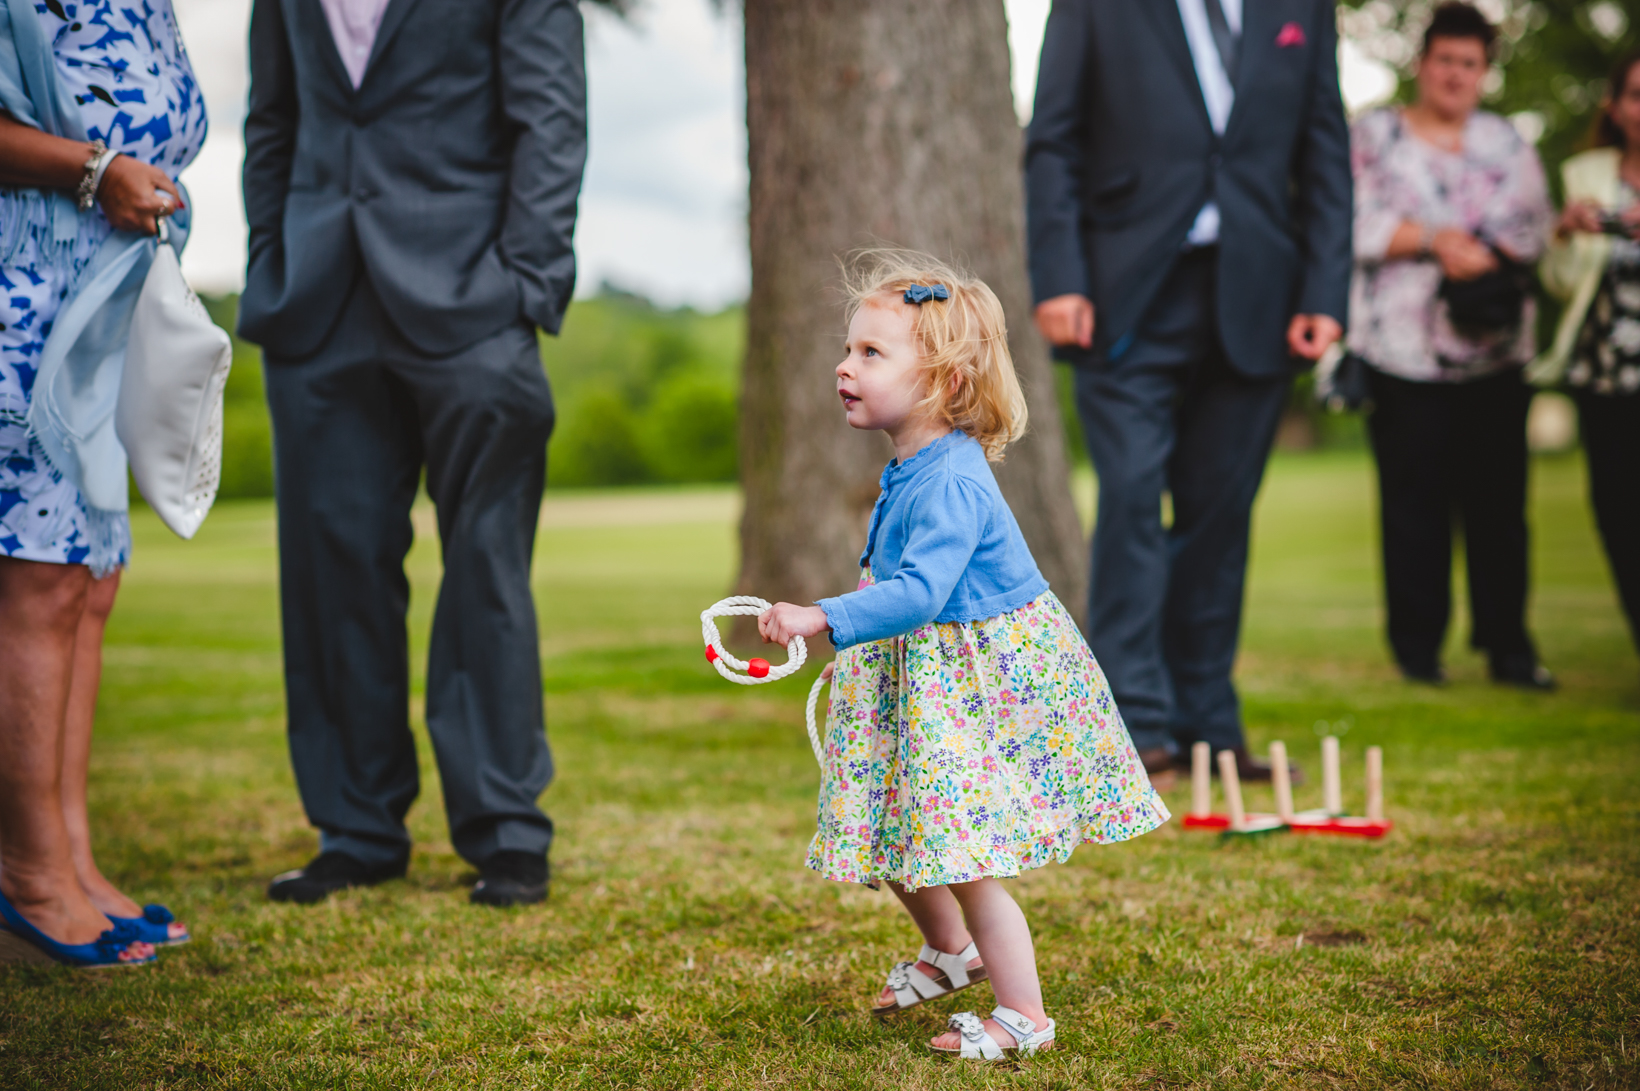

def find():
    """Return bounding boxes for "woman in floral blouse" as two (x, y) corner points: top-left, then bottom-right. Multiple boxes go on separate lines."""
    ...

(1534, 49), (1640, 656)
(1347, 3), (1554, 689)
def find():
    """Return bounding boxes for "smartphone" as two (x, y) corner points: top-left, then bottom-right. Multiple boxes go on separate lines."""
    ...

(1596, 211), (1636, 236)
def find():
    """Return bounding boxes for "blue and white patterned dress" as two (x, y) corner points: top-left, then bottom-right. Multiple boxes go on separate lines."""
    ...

(0, 0), (206, 566)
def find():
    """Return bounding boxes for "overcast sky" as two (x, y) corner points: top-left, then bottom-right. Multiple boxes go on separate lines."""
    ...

(172, 0), (1395, 308)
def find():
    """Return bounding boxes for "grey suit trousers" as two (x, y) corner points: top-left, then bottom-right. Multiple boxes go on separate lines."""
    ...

(264, 277), (556, 869)
(1074, 248), (1289, 756)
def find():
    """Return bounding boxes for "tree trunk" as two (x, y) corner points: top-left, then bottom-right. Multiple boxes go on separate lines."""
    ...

(738, 0), (1086, 633)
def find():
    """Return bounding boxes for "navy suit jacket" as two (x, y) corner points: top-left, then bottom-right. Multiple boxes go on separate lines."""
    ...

(1025, 0), (1352, 377)
(238, 0), (586, 359)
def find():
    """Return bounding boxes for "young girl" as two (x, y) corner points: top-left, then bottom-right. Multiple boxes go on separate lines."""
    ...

(759, 252), (1170, 1060)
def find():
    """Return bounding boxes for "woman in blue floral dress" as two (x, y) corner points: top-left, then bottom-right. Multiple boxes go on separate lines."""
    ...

(0, 0), (205, 967)
(759, 252), (1169, 1060)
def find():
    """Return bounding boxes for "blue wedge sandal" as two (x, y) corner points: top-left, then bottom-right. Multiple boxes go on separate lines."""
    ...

(107, 904), (189, 947)
(0, 888), (156, 969)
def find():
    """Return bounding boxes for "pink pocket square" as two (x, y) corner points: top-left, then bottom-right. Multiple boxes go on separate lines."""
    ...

(1275, 22), (1307, 47)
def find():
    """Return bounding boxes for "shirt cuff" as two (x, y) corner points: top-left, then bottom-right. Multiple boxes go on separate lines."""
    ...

(817, 597), (854, 650)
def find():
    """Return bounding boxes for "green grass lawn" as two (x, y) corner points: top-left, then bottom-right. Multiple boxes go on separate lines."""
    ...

(2, 451), (1636, 1090)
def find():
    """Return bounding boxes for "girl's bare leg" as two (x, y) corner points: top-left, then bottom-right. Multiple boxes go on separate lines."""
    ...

(59, 572), (185, 939)
(929, 877), (1049, 1050)
(874, 881), (985, 1008)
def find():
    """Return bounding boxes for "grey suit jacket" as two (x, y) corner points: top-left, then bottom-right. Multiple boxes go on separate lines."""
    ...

(1025, 0), (1351, 377)
(238, 0), (586, 359)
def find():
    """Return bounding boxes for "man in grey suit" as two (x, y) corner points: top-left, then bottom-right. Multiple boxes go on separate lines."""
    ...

(238, 0), (586, 906)
(1025, 0), (1351, 780)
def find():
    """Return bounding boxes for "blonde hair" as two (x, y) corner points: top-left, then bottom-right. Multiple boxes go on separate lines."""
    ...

(842, 249), (1028, 462)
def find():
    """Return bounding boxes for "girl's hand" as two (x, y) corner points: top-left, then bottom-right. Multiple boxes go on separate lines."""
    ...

(98, 155), (183, 236)
(758, 603), (830, 646)
(820, 662), (836, 682)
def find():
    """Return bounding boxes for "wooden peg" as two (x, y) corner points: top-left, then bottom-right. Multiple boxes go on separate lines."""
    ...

(1321, 735), (1342, 816)
(1269, 740), (1294, 822)
(1191, 741), (1212, 817)
(1365, 746), (1384, 822)
(1217, 749), (1246, 830)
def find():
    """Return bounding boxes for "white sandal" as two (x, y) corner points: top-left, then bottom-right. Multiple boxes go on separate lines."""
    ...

(870, 941), (988, 1017)
(932, 1006), (1057, 1060)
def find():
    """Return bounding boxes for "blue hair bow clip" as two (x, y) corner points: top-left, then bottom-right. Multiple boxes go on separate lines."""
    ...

(903, 283), (950, 305)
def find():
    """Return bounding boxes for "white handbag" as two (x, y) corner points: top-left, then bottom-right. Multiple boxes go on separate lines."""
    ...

(114, 221), (234, 539)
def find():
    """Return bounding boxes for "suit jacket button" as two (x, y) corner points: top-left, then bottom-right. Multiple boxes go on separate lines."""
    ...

(1208, 153), (1223, 169)
(354, 187), (374, 202)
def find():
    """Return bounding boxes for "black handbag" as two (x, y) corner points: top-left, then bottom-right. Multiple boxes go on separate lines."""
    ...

(1319, 350), (1374, 413)
(1437, 246), (1535, 337)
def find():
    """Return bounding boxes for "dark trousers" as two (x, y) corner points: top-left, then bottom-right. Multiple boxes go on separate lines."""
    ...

(264, 276), (557, 869)
(1365, 367), (1535, 673)
(1574, 390), (1640, 654)
(1073, 248), (1290, 755)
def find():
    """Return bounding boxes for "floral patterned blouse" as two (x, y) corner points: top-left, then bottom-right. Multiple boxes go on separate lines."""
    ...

(1348, 108), (1552, 383)
(1568, 179), (1640, 397)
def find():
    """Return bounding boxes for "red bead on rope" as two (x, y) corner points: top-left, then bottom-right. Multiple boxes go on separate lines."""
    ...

(705, 645), (718, 663)
(748, 658), (771, 678)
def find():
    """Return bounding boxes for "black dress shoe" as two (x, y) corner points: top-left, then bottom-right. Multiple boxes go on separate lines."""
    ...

(1136, 746), (1176, 775)
(1399, 662), (1447, 686)
(1217, 746), (1306, 786)
(1490, 653), (1556, 691)
(1169, 745), (1304, 785)
(267, 851), (408, 904)
(471, 850), (549, 907)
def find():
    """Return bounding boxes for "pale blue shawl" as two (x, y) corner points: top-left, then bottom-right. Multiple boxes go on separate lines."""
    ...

(0, 0), (191, 574)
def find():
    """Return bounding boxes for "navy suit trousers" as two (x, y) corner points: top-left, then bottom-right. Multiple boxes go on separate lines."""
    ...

(1074, 248), (1289, 755)
(264, 276), (556, 869)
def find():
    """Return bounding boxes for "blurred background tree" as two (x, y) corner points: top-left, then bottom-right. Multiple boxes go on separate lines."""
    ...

(202, 297), (275, 500)
(199, 289), (744, 499)
(540, 288), (742, 488)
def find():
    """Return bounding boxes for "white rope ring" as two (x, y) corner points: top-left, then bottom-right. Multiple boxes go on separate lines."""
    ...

(699, 596), (807, 682)
(700, 596), (827, 767)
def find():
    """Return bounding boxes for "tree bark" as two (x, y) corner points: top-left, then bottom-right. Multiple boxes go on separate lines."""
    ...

(738, 0), (1085, 631)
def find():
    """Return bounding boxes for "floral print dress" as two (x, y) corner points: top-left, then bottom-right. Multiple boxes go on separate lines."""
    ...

(0, 0), (206, 566)
(807, 571), (1170, 892)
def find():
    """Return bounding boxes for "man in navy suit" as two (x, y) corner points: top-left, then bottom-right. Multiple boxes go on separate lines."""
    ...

(239, 0), (586, 905)
(1025, 0), (1351, 779)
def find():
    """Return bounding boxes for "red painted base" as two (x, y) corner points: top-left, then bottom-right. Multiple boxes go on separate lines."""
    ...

(1182, 813), (1284, 835)
(1181, 812), (1392, 839)
(1288, 815), (1392, 839)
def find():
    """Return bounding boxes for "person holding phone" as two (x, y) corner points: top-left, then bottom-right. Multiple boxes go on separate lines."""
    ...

(1532, 49), (1640, 657)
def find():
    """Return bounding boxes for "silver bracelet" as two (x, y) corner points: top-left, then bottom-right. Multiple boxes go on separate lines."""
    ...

(88, 147), (120, 210)
(76, 139), (107, 211)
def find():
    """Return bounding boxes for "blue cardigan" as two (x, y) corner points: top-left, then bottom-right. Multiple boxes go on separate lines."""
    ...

(818, 432), (1050, 650)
